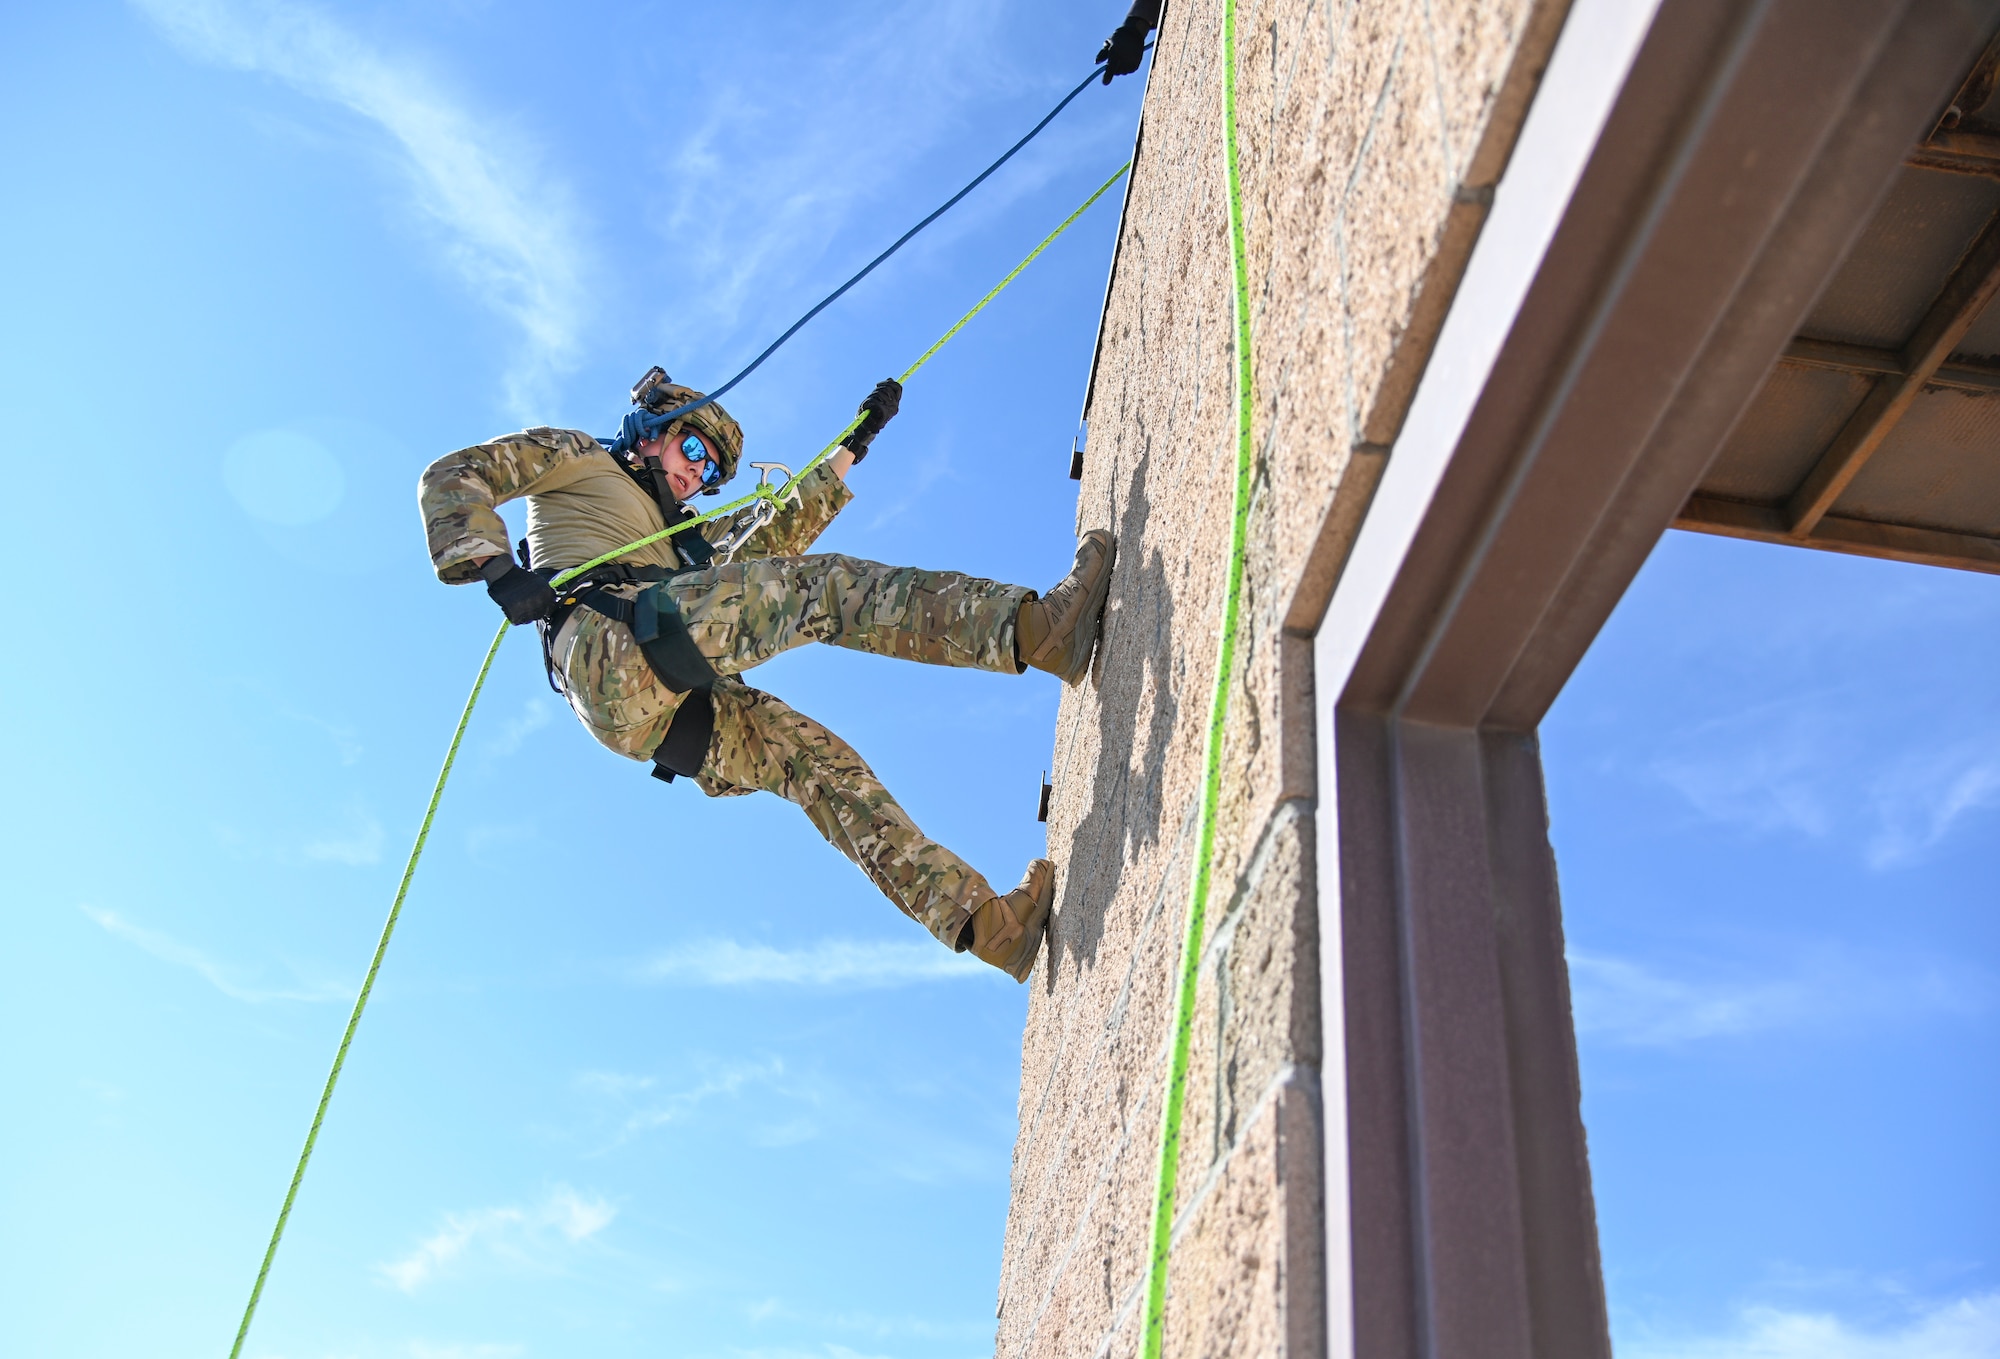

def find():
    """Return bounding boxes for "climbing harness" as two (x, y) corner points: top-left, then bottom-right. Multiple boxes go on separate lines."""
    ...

(593, 589), (719, 779)
(1139, 3), (1255, 1355)
(227, 154), (1134, 1359)
(538, 453), (812, 782)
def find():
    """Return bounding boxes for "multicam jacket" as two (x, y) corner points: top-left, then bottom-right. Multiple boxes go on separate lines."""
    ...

(418, 427), (852, 758)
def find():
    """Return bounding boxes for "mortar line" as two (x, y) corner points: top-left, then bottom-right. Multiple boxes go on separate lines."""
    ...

(1417, 0), (1457, 175)
(1014, 1068), (1157, 1359)
(1172, 1062), (1311, 1247)
(1335, 213), (1360, 451)
(1327, 0), (1358, 73)
(1200, 799), (1308, 1189)
(1340, 26), (1407, 204)
(1009, 793), (1311, 1351)
(1009, 799), (1206, 1349)
(1196, 797), (1313, 977)
(1280, 0), (1320, 117)
(1019, 798), (1200, 1179)
(1091, 1061), (1313, 1359)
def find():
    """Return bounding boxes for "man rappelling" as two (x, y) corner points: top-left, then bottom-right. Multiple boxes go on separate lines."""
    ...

(418, 371), (1114, 982)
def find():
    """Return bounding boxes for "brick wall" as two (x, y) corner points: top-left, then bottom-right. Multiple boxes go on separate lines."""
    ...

(995, 1), (1571, 1354)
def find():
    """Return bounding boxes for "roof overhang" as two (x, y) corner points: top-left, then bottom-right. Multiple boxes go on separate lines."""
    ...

(1672, 42), (2000, 576)
(1318, 0), (2000, 734)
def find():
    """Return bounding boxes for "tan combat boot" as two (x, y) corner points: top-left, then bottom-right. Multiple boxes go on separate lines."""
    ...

(1017, 530), (1116, 683)
(964, 858), (1055, 982)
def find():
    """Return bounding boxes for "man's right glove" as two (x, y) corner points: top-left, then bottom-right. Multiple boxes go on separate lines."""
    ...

(1096, 0), (1160, 83)
(480, 556), (558, 626)
(844, 378), (903, 463)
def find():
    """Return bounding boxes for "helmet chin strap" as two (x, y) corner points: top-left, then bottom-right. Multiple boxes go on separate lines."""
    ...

(638, 418), (686, 469)
(625, 419), (697, 522)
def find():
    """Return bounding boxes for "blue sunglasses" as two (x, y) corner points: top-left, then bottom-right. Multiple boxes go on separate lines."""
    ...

(677, 431), (722, 486)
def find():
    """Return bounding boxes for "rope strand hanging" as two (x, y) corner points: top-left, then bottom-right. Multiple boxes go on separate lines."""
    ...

(1139, 1), (1255, 1352)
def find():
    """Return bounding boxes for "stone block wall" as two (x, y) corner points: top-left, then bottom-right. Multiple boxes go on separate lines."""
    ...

(995, 0), (1571, 1354)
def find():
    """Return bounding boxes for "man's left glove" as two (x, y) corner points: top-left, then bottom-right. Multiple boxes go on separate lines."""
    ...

(1096, 0), (1160, 82)
(480, 556), (558, 626)
(844, 378), (903, 463)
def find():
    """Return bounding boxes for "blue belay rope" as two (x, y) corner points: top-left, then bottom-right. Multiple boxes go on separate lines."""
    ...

(606, 51), (1147, 452)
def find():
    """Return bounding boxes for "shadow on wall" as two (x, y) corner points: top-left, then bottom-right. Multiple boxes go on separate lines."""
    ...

(1052, 446), (1182, 980)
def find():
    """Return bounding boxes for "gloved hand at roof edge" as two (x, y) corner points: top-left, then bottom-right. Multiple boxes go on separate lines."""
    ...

(480, 555), (558, 625)
(1096, 0), (1160, 82)
(844, 378), (903, 463)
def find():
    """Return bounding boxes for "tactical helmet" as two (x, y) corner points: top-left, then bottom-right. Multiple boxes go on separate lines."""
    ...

(631, 367), (744, 493)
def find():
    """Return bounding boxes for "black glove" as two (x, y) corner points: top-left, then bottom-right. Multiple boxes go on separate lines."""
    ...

(1096, 0), (1159, 83)
(480, 556), (557, 626)
(844, 378), (903, 462)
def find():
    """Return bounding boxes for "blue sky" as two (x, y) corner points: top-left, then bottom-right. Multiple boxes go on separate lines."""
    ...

(1547, 534), (2000, 1359)
(0, 4), (1992, 1359)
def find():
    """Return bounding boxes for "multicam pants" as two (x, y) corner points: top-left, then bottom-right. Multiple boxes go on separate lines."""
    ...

(558, 553), (1032, 946)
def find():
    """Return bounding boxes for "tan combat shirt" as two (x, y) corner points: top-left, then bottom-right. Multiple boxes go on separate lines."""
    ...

(418, 426), (852, 758)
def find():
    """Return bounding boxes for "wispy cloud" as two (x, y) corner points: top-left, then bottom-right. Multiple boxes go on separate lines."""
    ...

(378, 1186), (614, 1293)
(1652, 698), (1835, 840)
(729, 1299), (1014, 1345)
(577, 1057), (790, 1144)
(862, 442), (959, 532)
(639, 938), (990, 988)
(1567, 946), (1986, 1047)
(1650, 693), (2000, 869)
(727, 1348), (901, 1359)
(630, 1), (1129, 366)
(1865, 747), (2000, 868)
(407, 1345), (525, 1359)
(131, 0), (587, 414)
(1620, 1290), (2000, 1359)
(574, 1070), (656, 1099)
(279, 702), (364, 766)
(211, 798), (387, 869)
(644, 3), (1005, 334)
(486, 696), (554, 757)
(80, 904), (347, 1003)
(732, 1301), (999, 1345)
(300, 801), (385, 866)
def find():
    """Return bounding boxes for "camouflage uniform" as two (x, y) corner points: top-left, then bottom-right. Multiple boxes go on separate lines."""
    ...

(419, 427), (1031, 945)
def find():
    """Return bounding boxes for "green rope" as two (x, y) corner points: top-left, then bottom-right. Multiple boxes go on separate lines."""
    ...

(227, 621), (507, 1359)
(549, 161), (1135, 587)
(227, 160), (1129, 1358)
(1139, 2), (1254, 1353)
